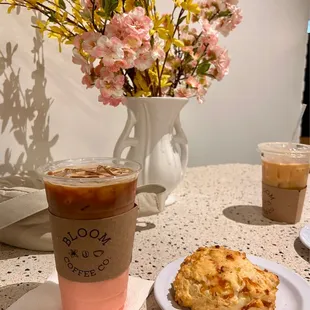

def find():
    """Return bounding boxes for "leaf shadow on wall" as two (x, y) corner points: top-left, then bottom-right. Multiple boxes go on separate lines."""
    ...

(0, 15), (59, 188)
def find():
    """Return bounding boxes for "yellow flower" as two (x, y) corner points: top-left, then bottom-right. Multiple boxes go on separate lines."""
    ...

(150, 13), (185, 52)
(134, 90), (152, 97)
(173, 39), (184, 47)
(7, 4), (15, 13)
(173, 0), (183, 7)
(180, 0), (201, 23)
(36, 19), (48, 34)
(161, 74), (172, 88)
(148, 67), (172, 89)
(150, 13), (168, 37)
(124, 0), (135, 12)
(134, 72), (151, 93)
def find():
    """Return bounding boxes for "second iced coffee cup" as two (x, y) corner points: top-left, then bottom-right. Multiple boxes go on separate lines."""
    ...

(258, 143), (310, 224)
(38, 157), (141, 310)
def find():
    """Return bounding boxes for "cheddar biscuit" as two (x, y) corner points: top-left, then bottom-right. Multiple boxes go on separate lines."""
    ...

(173, 246), (279, 310)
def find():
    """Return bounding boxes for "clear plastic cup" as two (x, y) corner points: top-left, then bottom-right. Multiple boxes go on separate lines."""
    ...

(258, 143), (310, 189)
(258, 143), (310, 223)
(38, 158), (141, 310)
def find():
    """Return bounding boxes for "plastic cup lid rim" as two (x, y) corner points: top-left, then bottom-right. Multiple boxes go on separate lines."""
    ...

(258, 142), (310, 155)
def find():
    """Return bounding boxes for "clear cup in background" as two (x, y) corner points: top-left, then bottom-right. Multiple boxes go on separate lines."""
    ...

(258, 143), (310, 223)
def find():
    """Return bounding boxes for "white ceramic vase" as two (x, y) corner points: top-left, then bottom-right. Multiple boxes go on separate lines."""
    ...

(113, 97), (188, 206)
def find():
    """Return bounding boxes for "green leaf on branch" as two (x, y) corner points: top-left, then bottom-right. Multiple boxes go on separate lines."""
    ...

(197, 60), (211, 75)
(102, 0), (119, 18)
(178, 16), (187, 24)
(135, 0), (142, 6)
(58, 0), (66, 10)
(48, 11), (57, 22)
(218, 10), (232, 17)
(96, 11), (106, 17)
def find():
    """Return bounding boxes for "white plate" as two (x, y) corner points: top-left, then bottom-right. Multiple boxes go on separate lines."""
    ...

(300, 225), (310, 249)
(154, 255), (310, 310)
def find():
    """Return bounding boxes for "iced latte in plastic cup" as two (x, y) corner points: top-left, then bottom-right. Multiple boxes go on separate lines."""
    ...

(258, 143), (310, 224)
(38, 158), (141, 310)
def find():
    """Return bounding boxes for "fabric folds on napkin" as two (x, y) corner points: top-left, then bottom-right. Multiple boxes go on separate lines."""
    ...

(7, 271), (154, 310)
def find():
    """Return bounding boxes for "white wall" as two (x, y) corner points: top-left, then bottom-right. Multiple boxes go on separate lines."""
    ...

(0, 0), (309, 176)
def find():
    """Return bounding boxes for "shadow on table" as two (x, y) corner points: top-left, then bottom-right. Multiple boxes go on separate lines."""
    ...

(223, 205), (283, 226)
(145, 292), (161, 310)
(0, 282), (39, 309)
(0, 243), (51, 261)
(294, 237), (309, 263)
(136, 221), (156, 232)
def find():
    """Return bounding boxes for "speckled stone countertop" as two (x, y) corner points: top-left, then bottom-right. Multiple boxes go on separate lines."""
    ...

(0, 164), (309, 310)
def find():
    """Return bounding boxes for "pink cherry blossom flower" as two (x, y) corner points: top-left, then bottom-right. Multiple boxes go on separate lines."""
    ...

(209, 49), (230, 80)
(81, 32), (101, 54)
(211, 0), (227, 11)
(194, 38), (210, 59)
(180, 32), (195, 46)
(122, 47), (137, 68)
(185, 76), (209, 103)
(72, 48), (93, 74)
(208, 45), (224, 60)
(202, 19), (211, 32)
(105, 14), (126, 40)
(179, 25), (196, 45)
(166, 56), (182, 71)
(186, 76), (200, 88)
(175, 86), (194, 98)
(96, 70), (125, 107)
(82, 74), (94, 88)
(98, 95), (124, 107)
(134, 51), (154, 71)
(108, 60), (129, 72)
(182, 46), (194, 57)
(195, 79), (208, 103)
(226, 0), (239, 4)
(201, 32), (219, 47)
(139, 41), (152, 54)
(199, 0), (224, 10)
(151, 38), (165, 62)
(95, 70), (125, 98)
(73, 35), (82, 49)
(124, 34), (142, 50)
(152, 46), (165, 62)
(106, 48), (136, 72)
(123, 7), (153, 39)
(91, 36), (124, 66)
(216, 6), (242, 36)
(197, 85), (207, 102)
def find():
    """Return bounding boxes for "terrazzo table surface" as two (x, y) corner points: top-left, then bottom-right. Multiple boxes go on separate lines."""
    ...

(0, 164), (310, 310)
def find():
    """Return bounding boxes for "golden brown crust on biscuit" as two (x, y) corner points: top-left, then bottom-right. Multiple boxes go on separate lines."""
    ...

(173, 246), (279, 310)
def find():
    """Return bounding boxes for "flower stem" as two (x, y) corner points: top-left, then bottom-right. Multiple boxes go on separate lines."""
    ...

(36, 1), (88, 31)
(191, 44), (209, 76)
(90, 0), (100, 32)
(156, 59), (162, 96)
(158, 7), (184, 94)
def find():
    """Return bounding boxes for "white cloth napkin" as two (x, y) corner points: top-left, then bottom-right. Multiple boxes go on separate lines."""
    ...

(7, 271), (154, 310)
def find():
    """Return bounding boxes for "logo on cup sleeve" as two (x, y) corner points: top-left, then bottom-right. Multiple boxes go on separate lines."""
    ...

(61, 228), (112, 278)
